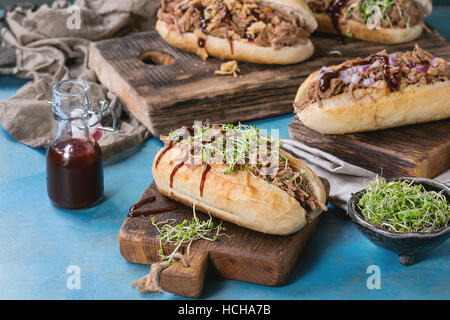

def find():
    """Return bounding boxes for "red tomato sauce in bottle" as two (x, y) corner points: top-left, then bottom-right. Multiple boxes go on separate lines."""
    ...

(46, 79), (116, 209)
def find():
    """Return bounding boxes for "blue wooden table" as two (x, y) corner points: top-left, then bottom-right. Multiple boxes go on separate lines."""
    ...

(0, 9), (449, 300)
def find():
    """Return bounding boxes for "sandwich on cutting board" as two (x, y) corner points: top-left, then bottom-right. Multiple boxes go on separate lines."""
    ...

(305, 0), (432, 43)
(156, 0), (318, 64)
(294, 45), (450, 134)
(152, 124), (327, 235)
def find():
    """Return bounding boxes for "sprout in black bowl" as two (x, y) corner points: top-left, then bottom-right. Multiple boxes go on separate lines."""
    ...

(348, 177), (450, 265)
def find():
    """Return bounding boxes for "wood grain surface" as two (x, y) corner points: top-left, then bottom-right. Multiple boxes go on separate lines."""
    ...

(89, 28), (450, 137)
(288, 116), (450, 178)
(160, 252), (209, 298)
(119, 182), (323, 298)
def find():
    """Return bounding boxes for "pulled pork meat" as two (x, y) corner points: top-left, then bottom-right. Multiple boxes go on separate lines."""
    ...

(158, 0), (310, 51)
(246, 157), (328, 213)
(230, 157), (328, 213)
(306, 0), (423, 29)
(294, 45), (450, 111)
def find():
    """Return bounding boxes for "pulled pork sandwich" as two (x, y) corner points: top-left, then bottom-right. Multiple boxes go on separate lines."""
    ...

(294, 45), (450, 134)
(305, 0), (432, 43)
(156, 0), (318, 64)
(152, 124), (327, 235)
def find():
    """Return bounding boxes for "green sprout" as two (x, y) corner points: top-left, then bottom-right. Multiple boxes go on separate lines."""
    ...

(329, 50), (344, 57)
(357, 177), (449, 233)
(151, 203), (228, 265)
(359, 0), (392, 22)
(176, 123), (279, 176)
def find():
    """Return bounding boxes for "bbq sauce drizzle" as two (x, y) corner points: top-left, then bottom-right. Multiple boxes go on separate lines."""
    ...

(217, 3), (234, 54)
(244, 9), (262, 41)
(327, 0), (349, 44)
(319, 54), (405, 93)
(130, 130), (196, 216)
(127, 195), (178, 217)
(188, 2), (270, 54)
(319, 61), (363, 92)
(199, 164), (212, 197)
(369, 55), (402, 92)
(157, 126), (213, 197)
(158, 126), (277, 200)
(155, 141), (173, 169)
(162, 127), (276, 197)
(170, 161), (185, 188)
(193, 4), (208, 48)
(197, 38), (206, 48)
(319, 72), (339, 92)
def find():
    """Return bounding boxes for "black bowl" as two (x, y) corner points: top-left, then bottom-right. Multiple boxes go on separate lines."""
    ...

(348, 178), (450, 265)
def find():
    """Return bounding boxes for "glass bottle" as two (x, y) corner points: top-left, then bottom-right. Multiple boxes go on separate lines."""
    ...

(46, 80), (116, 209)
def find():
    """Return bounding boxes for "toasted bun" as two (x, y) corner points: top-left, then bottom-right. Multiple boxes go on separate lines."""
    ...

(313, 13), (423, 44)
(152, 146), (326, 235)
(156, 0), (317, 64)
(294, 67), (450, 134)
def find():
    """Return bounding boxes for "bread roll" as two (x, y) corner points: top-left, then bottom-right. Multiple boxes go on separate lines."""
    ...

(309, 0), (432, 44)
(296, 76), (450, 134)
(156, 0), (318, 64)
(314, 13), (424, 44)
(294, 46), (450, 134)
(152, 132), (327, 235)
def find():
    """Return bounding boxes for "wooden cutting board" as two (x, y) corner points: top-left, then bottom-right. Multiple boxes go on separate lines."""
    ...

(119, 180), (329, 298)
(288, 116), (450, 178)
(89, 28), (450, 137)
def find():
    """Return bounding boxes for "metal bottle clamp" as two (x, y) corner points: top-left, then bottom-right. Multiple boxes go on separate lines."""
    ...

(47, 98), (117, 132)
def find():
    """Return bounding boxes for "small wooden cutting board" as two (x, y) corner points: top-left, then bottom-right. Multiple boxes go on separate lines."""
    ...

(89, 28), (450, 137)
(119, 180), (328, 298)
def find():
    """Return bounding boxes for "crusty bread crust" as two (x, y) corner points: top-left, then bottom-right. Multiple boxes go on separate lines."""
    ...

(294, 67), (450, 134)
(156, 21), (314, 64)
(313, 13), (423, 44)
(152, 145), (326, 235)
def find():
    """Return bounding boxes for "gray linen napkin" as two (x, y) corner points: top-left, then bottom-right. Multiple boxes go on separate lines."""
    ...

(0, 0), (161, 159)
(281, 139), (450, 210)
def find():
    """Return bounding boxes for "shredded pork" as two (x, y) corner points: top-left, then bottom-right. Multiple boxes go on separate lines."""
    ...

(242, 158), (328, 213)
(158, 0), (310, 51)
(294, 45), (450, 111)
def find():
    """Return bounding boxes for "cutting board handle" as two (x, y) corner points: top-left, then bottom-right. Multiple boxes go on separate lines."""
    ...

(160, 251), (210, 298)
